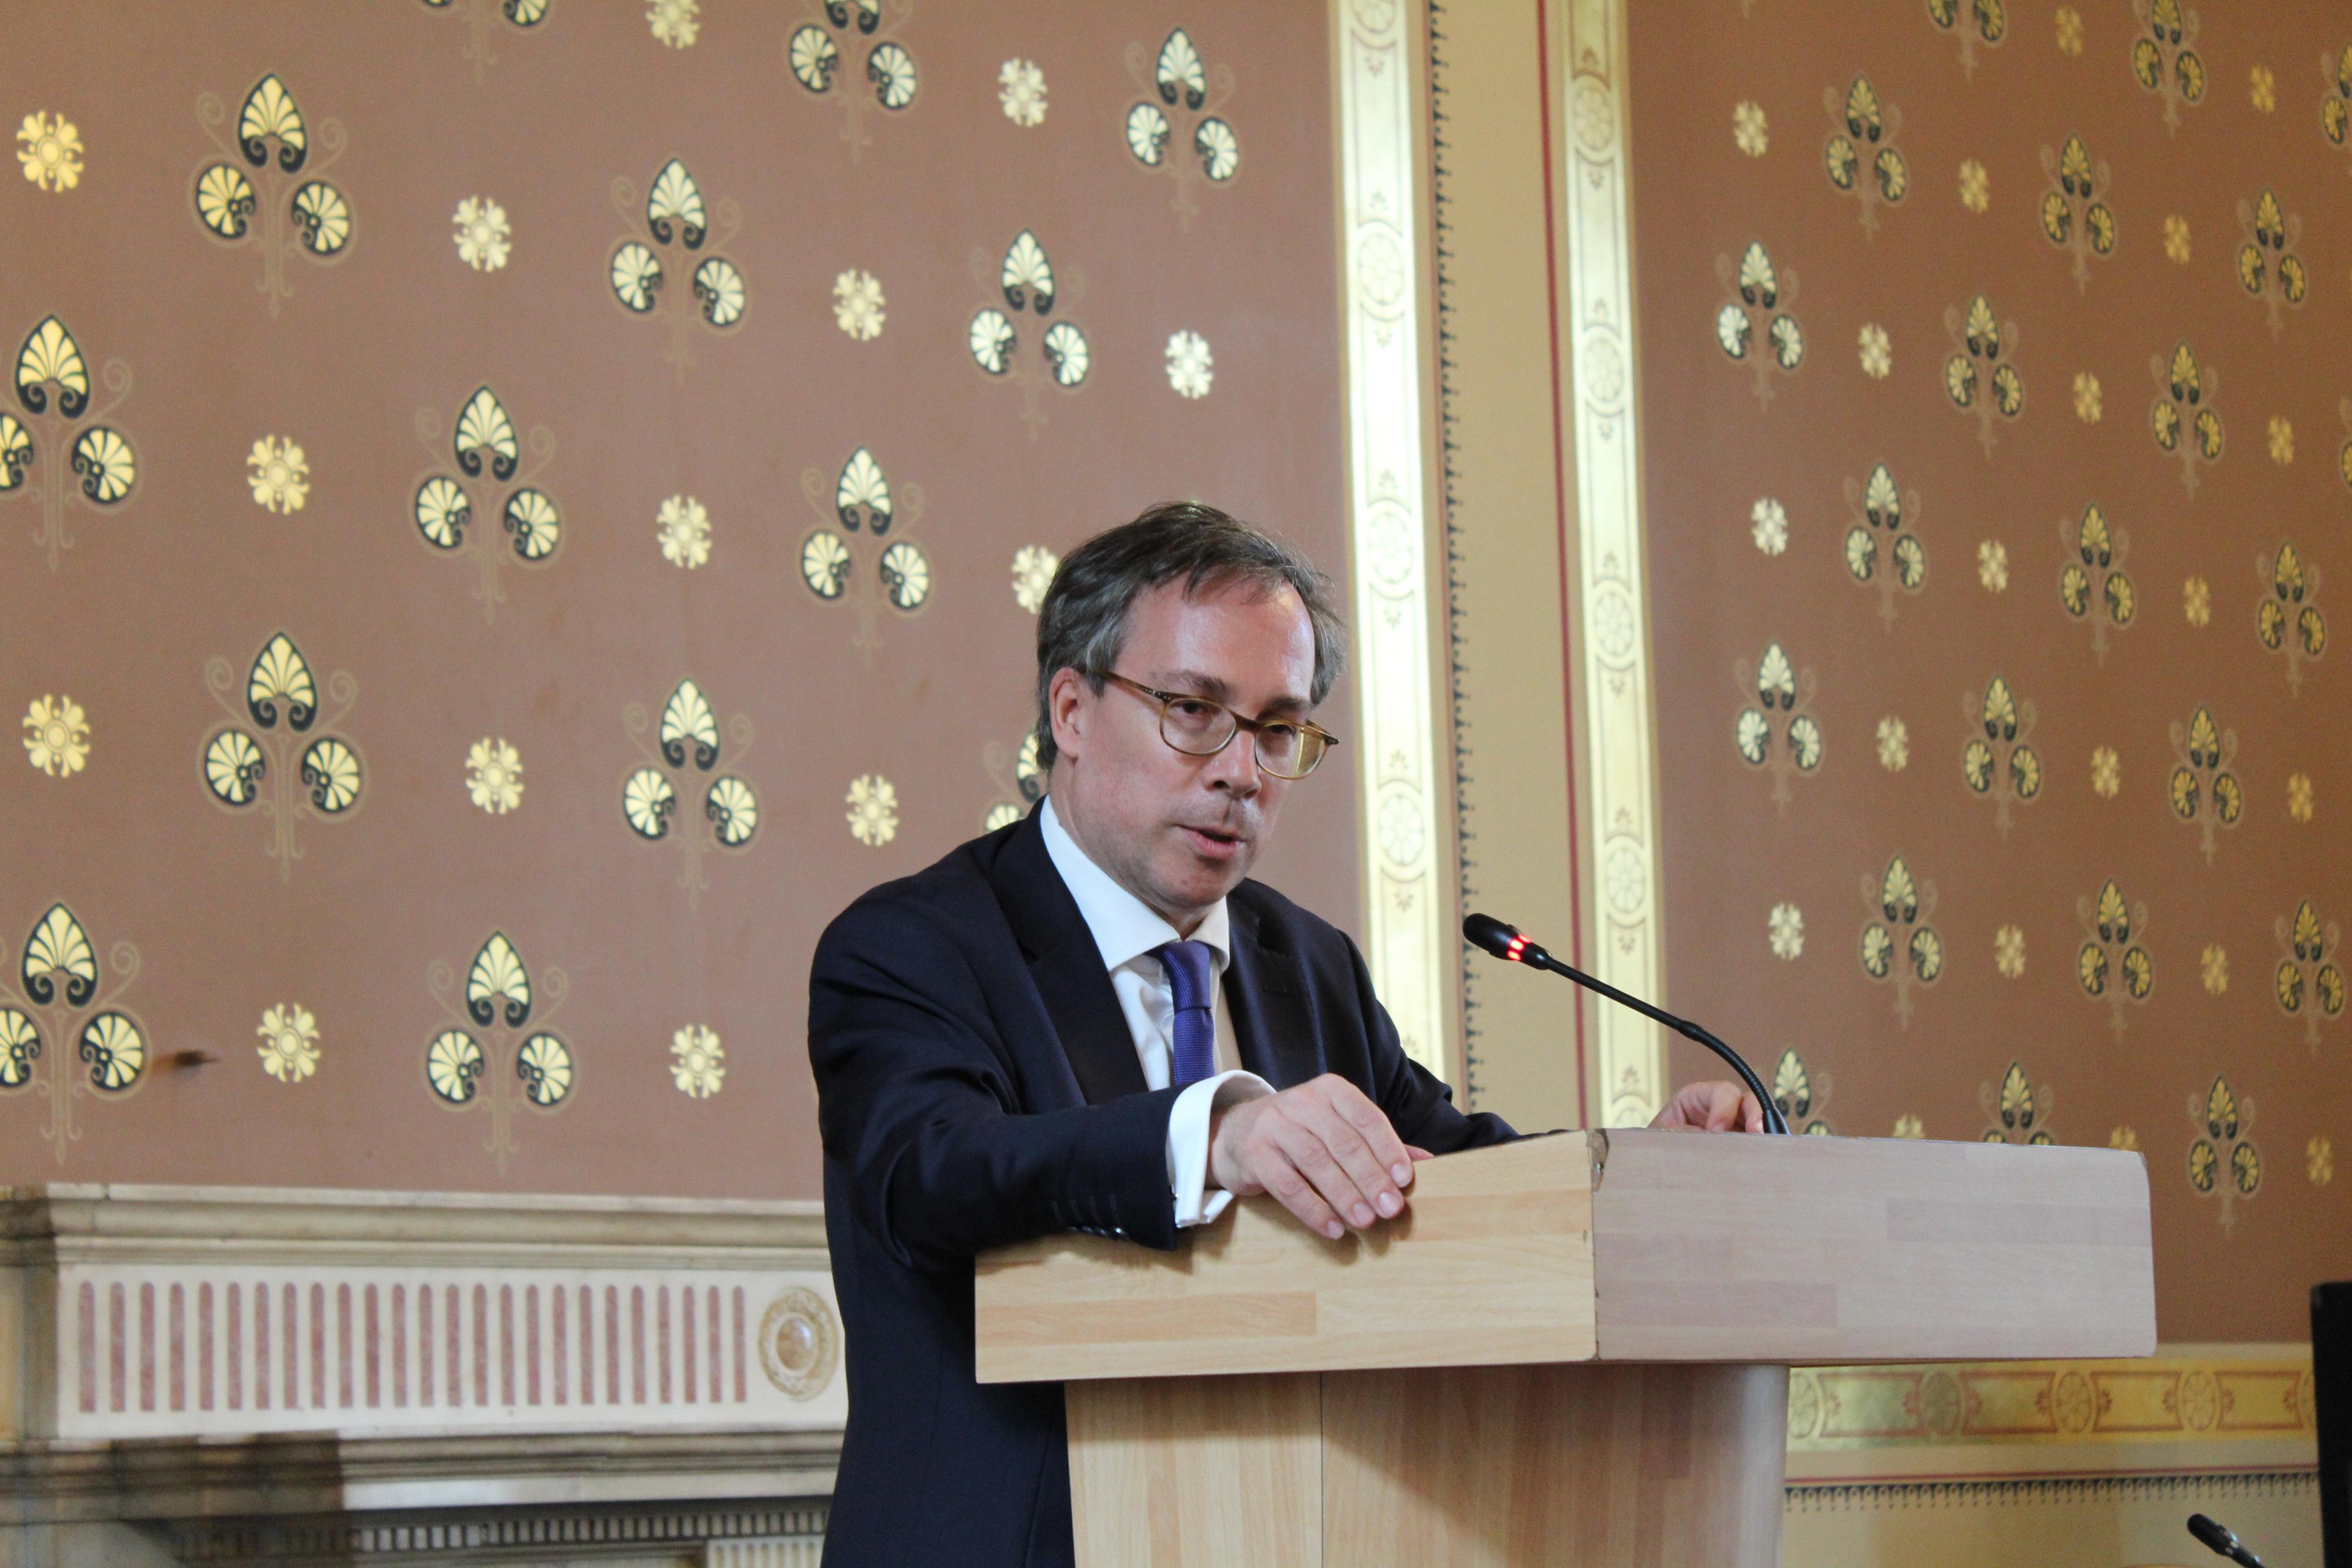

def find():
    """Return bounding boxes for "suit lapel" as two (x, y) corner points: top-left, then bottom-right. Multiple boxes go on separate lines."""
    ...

(1225, 895), (1322, 1089)
(989, 811), (1151, 1107)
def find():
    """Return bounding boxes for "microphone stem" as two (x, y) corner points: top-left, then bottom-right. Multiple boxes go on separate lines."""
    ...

(1528, 951), (1791, 1135)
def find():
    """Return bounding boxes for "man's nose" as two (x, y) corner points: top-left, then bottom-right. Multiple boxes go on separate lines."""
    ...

(1203, 732), (1262, 794)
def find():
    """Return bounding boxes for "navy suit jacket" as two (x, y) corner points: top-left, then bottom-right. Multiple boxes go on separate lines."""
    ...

(808, 808), (1515, 1567)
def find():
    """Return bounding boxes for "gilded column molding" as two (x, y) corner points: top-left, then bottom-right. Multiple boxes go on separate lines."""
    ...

(1555, 0), (1663, 1124)
(1333, 0), (1448, 1076)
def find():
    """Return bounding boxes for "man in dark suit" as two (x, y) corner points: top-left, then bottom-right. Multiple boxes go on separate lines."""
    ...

(809, 503), (1762, 1567)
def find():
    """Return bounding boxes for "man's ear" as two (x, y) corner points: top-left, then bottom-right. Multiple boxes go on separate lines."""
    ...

(1047, 666), (1087, 763)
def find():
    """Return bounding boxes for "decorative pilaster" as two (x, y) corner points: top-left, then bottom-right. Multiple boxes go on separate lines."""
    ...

(1335, 0), (1450, 1077)
(1556, 0), (1664, 1123)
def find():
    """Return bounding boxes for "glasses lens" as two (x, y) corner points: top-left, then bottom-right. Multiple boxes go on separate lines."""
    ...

(1256, 725), (1325, 779)
(1159, 696), (1236, 756)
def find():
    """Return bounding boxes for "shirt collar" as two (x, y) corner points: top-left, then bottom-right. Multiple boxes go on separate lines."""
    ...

(1039, 794), (1230, 974)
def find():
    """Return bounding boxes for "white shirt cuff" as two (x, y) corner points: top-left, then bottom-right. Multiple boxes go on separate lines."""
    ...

(1168, 1070), (1273, 1228)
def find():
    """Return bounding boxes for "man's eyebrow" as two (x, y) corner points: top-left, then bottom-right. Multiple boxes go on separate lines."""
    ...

(1153, 670), (1311, 718)
(1143, 669), (1229, 704)
(1253, 693), (1310, 720)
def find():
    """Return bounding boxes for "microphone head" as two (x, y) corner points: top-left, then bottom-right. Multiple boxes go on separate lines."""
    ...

(2186, 1515), (2238, 1557)
(1463, 913), (1525, 962)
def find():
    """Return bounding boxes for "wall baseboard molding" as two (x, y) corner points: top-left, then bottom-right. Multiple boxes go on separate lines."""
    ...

(1, 1183), (845, 1450)
(3, 1183), (846, 1562)
(2, 1427), (842, 1525)
(160, 1498), (831, 1564)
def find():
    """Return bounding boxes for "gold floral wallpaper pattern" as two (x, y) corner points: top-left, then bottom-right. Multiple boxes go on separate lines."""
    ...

(1634, 0), (2350, 1340)
(0, 1), (1358, 1195)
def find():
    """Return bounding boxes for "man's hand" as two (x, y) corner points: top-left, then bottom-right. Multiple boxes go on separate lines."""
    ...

(1649, 1080), (1765, 1133)
(1207, 1073), (1416, 1240)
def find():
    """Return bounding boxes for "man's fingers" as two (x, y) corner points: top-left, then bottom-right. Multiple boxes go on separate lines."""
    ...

(1643, 1080), (1768, 1134)
(1258, 1156), (1344, 1240)
(1273, 1118), (1381, 1234)
(1320, 1075), (1414, 1185)
(1299, 1100), (1406, 1221)
(1222, 1077), (1422, 1239)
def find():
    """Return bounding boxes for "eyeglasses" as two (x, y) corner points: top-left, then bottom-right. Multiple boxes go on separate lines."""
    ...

(1089, 670), (1338, 780)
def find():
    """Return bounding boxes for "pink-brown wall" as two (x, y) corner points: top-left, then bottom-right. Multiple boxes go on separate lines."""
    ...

(1631, 0), (2351, 1340)
(1, 0), (1356, 1197)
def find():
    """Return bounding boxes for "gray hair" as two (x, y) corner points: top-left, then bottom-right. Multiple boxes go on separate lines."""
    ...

(1033, 502), (1348, 771)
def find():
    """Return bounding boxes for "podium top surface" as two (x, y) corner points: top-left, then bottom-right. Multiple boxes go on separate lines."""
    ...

(972, 1130), (2157, 1384)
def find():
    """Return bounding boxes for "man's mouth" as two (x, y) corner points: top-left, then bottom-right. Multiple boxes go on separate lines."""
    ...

(1179, 823), (1245, 856)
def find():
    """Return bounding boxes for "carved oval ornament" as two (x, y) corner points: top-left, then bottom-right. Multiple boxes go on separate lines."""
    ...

(1605, 842), (1647, 916)
(1787, 1371), (1822, 1439)
(1366, 502), (1417, 590)
(1580, 333), (1627, 407)
(758, 1286), (840, 1401)
(1376, 785), (1426, 870)
(1571, 80), (1616, 154)
(1354, 230), (1406, 311)
(1591, 587), (1638, 664)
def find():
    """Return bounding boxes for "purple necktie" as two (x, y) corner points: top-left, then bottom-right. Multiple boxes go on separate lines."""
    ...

(1154, 940), (1216, 1088)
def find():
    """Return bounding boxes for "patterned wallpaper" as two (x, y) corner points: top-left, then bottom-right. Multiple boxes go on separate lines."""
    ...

(0, 1), (1357, 1196)
(1632, 0), (2350, 1340)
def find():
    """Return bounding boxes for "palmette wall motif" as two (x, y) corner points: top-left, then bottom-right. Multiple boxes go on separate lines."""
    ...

(0, 0), (1361, 1196)
(1413, 1), (2318, 1556)
(1630, 0), (2351, 1340)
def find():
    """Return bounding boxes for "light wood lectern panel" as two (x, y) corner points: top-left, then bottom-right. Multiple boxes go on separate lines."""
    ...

(978, 1129), (1600, 1383)
(977, 1132), (2156, 1567)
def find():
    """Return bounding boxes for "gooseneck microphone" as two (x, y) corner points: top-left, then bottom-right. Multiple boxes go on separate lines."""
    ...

(1463, 913), (1790, 1135)
(2186, 1514), (2269, 1567)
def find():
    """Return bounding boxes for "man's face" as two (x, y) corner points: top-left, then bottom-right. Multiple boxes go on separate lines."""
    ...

(1049, 577), (1317, 930)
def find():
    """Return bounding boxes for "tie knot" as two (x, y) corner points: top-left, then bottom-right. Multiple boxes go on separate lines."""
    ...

(1154, 940), (1215, 1013)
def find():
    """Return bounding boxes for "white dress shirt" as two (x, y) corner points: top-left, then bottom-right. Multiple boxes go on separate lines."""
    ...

(1038, 794), (1273, 1226)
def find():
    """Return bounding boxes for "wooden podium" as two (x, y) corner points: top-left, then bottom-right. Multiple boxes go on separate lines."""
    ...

(974, 1130), (2157, 1567)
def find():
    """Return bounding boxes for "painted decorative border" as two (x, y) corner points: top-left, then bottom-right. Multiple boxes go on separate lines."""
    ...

(1786, 1469), (2316, 1513)
(1553, 0), (1664, 1124)
(1787, 1355), (2319, 1452)
(170, 1504), (828, 1562)
(1334, 0), (1449, 1076)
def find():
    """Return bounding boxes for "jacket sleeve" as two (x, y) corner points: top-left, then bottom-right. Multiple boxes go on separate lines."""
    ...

(1342, 930), (1518, 1154)
(809, 891), (1185, 1272)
